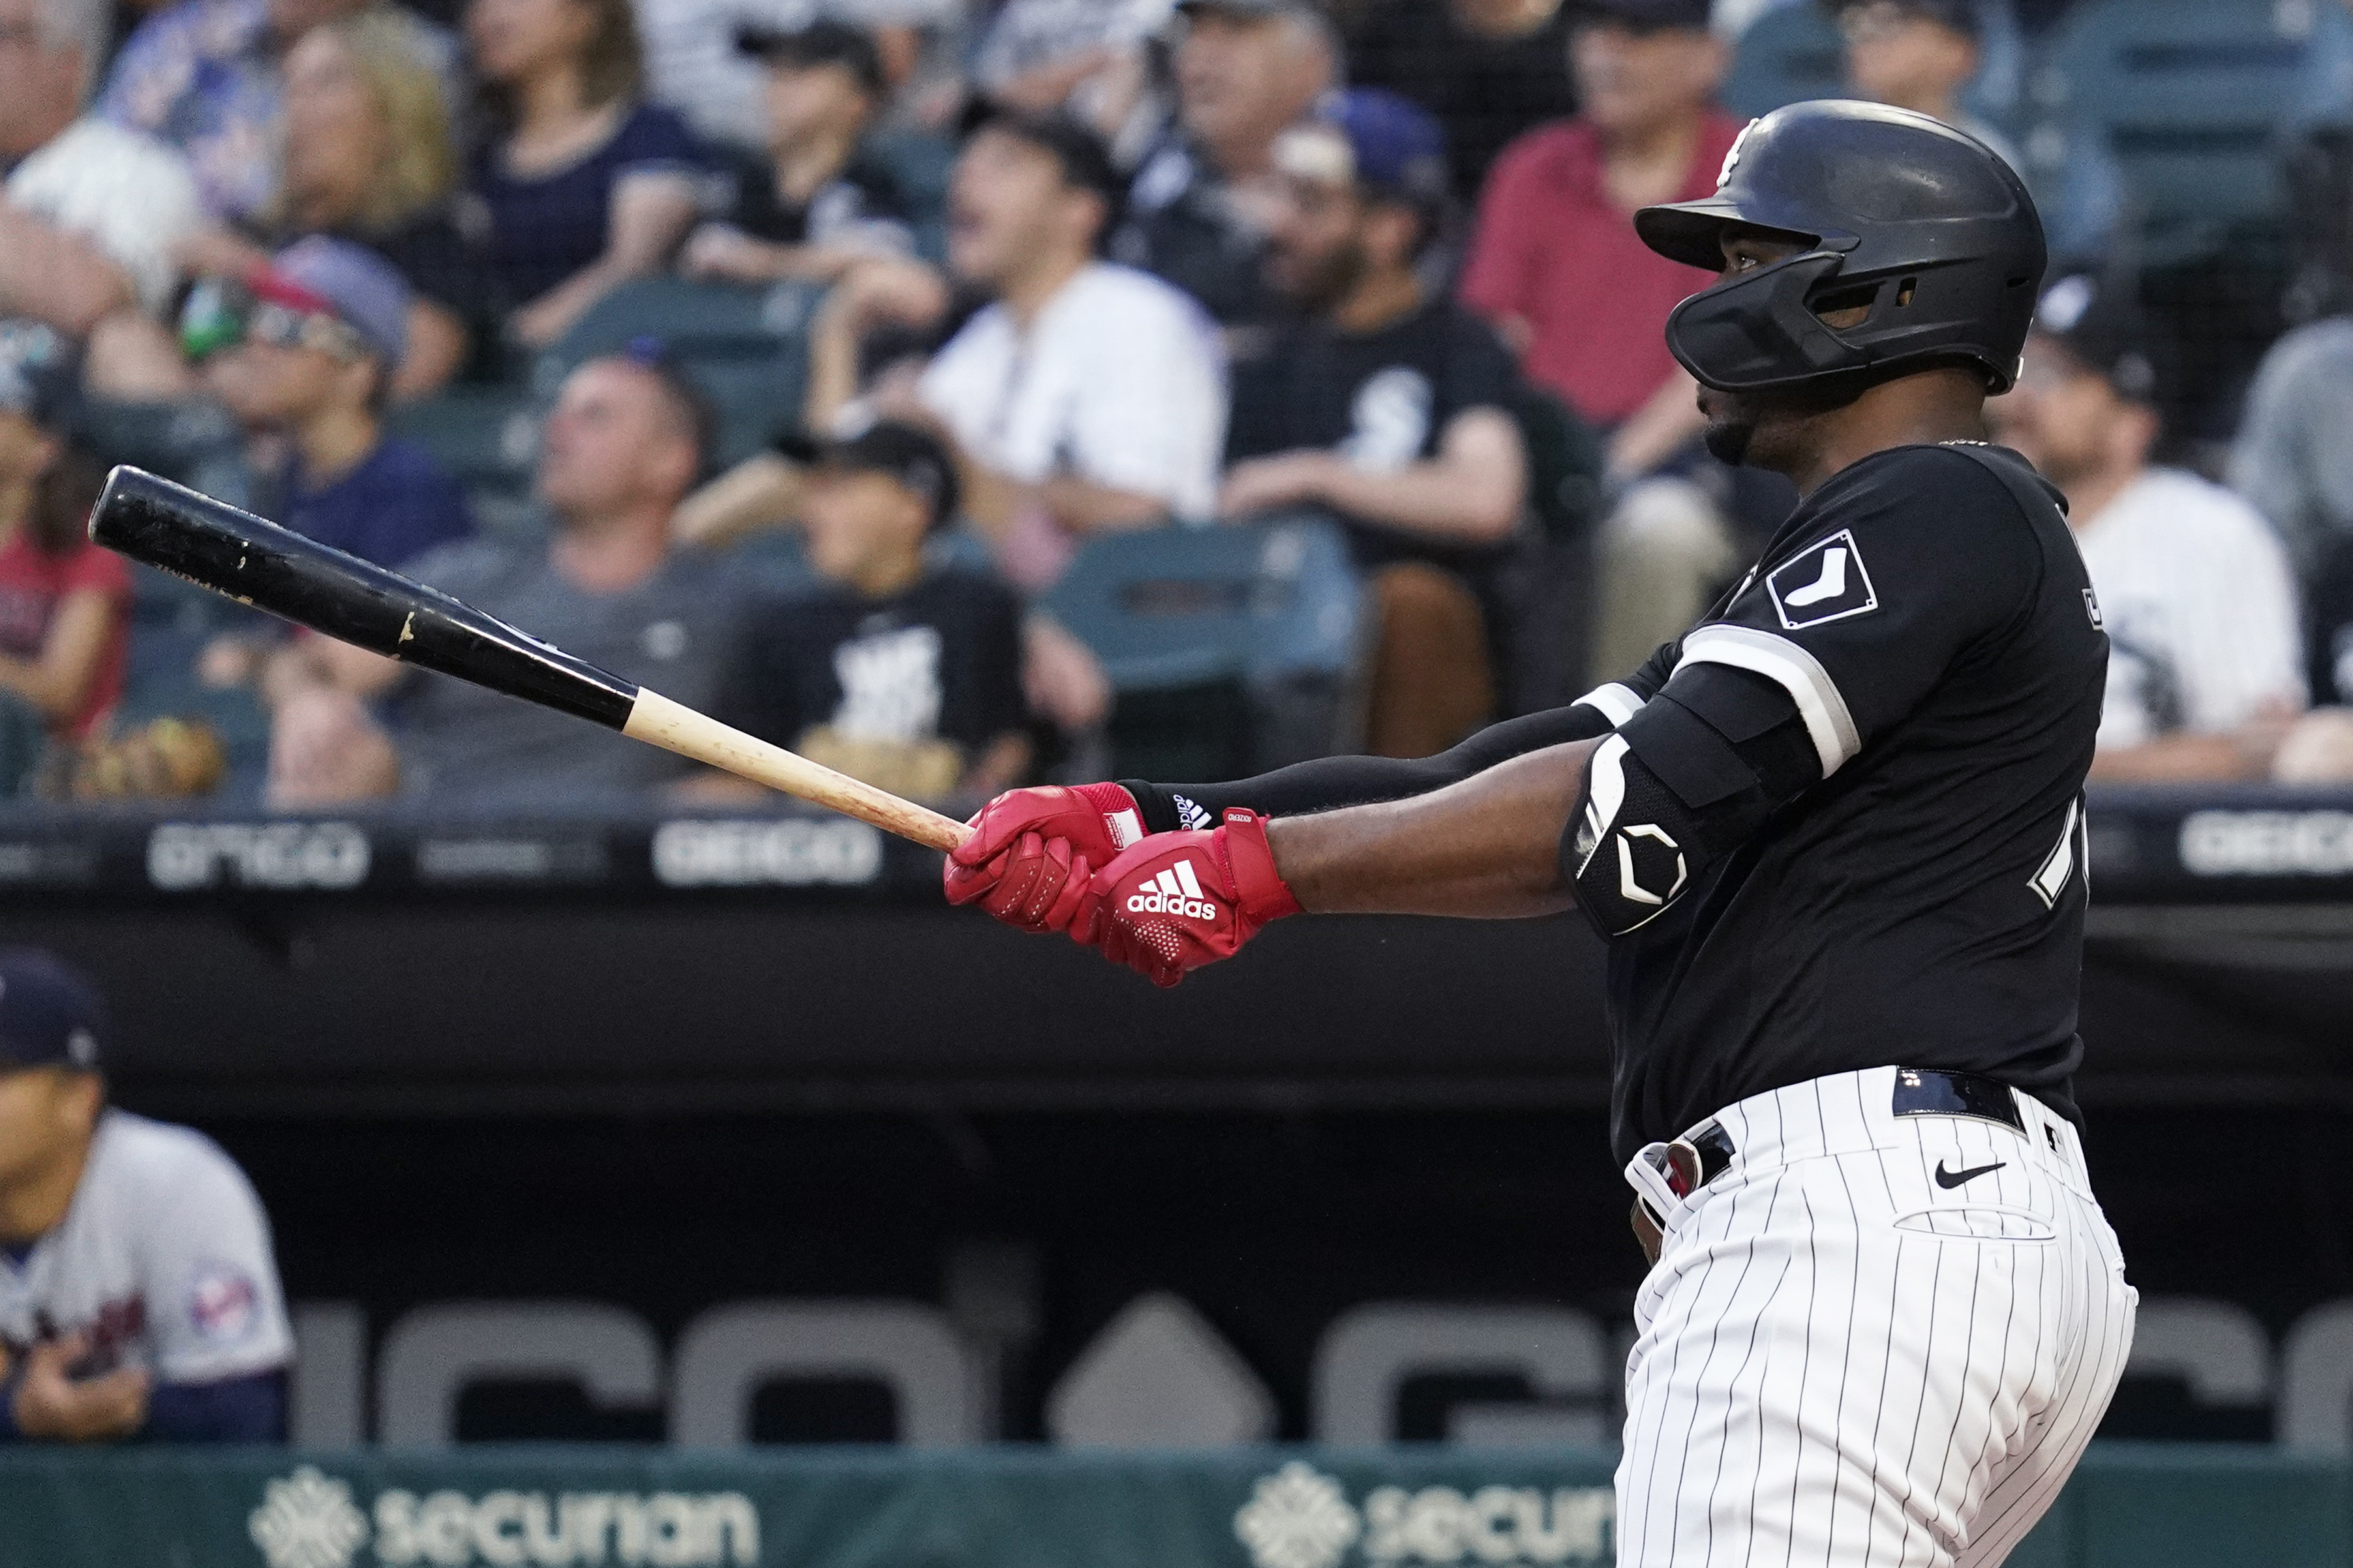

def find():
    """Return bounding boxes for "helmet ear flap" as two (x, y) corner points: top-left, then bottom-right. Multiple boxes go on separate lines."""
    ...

(1665, 251), (1870, 393)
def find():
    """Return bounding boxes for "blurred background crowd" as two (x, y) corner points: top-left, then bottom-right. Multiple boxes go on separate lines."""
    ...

(7, 0), (2353, 815)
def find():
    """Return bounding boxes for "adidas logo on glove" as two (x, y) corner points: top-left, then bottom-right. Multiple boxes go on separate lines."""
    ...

(1126, 861), (1222, 920)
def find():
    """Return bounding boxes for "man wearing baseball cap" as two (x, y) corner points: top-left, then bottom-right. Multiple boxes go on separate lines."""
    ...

(1991, 275), (2305, 782)
(1827, 0), (2022, 177)
(0, 948), (292, 1442)
(189, 236), (474, 572)
(682, 20), (917, 288)
(1221, 89), (1530, 758)
(1116, 0), (1337, 333)
(713, 418), (1030, 804)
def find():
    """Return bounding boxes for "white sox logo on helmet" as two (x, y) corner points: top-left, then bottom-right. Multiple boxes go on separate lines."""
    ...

(1127, 861), (1221, 920)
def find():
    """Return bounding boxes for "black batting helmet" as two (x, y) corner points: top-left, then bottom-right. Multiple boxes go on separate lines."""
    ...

(1635, 100), (2046, 397)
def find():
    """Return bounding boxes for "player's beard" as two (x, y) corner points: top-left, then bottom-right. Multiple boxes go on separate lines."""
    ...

(1702, 407), (1757, 466)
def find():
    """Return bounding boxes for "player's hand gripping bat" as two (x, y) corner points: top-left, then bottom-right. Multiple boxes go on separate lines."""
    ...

(88, 466), (973, 852)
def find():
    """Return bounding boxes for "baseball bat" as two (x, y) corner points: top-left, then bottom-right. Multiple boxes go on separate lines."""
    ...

(88, 466), (973, 853)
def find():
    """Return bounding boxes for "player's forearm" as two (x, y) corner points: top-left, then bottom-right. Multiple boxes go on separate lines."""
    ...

(1266, 740), (1594, 918)
(1125, 704), (1618, 831)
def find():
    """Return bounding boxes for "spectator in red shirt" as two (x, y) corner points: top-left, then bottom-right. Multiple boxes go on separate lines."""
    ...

(0, 329), (129, 785)
(1459, 0), (1743, 679)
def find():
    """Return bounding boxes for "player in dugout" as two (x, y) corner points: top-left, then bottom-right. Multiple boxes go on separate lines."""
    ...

(0, 948), (292, 1443)
(947, 101), (2134, 1567)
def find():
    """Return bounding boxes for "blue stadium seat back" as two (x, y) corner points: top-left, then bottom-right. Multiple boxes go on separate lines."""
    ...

(114, 622), (272, 787)
(718, 528), (817, 597)
(535, 278), (822, 469)
(2039, 0), (2353, 260)
(865, 128), (956, 264)
(1725, 1), (2022, 127)
(385, 384), (543, 505)
(1041, 515), (1364, 693)
(1961, 0), (2027, 131)
(925, 524), (995, 577)
(1723, 3), (1847, 119)
(71, 397), (255, 517)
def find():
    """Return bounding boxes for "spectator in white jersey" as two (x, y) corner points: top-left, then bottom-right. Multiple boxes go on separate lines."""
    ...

(0, 949), (291, 1443)
(1991, 275), (2306, 781)
(796, 107), (1226, 728)
(811, 108), (1228, 586)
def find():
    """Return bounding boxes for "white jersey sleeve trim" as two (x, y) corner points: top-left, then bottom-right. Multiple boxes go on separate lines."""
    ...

(1675, 624), (1862, 777)
(1573, 682), (1647, 728)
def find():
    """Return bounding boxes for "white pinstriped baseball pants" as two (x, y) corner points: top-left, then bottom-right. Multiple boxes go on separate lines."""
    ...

(1615, 1066), (2137, 1568)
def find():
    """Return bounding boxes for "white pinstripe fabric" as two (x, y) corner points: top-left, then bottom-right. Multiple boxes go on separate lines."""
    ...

(1616, 1069), (2136, 1568)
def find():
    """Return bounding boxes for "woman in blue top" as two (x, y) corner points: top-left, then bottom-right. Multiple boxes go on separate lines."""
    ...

(466, 0), (706, 348)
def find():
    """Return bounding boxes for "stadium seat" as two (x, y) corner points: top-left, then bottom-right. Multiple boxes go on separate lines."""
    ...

(2034, 0), (2353, 265)
(71, 397), (253, 517)
(535, 278), (825, 472)
(865, 128), (957, 264)
(113, 621), (272, 800)
(1722, 2), (1847, 120)
(385, 384), (547, 542)
(1040, 517), (1367, 780)
(1723, 1), (2024, 128)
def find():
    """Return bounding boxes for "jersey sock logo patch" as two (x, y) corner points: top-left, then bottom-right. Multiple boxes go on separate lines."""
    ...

(1767, 529), (1879, 630)
(1127, 860), (1220, 920)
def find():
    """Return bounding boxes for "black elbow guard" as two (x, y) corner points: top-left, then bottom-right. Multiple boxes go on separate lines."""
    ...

(1562, 667), (1817, 938)
(1565, 735), (1707, 936)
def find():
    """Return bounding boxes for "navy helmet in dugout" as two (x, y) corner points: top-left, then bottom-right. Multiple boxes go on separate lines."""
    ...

(1633, 99), (2047, 398)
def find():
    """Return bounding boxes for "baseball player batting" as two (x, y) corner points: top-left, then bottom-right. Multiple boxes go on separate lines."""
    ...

(948, 100), (2136, 1566)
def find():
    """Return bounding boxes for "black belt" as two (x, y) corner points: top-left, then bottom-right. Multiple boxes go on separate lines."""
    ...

(1893, 1067), (2024, 1130)
(1667, 1068), (2027, 1200)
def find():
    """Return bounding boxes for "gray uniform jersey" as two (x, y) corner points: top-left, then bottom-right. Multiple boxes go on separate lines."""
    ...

(0, 1111), (292, 1382)
(393, 539), (750, 804)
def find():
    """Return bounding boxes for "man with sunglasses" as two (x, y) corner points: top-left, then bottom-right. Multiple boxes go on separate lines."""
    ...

(187, 236), (473, 573)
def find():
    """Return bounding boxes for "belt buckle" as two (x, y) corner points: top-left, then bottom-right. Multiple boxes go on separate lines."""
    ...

(1663, 1138), (1705, 1198)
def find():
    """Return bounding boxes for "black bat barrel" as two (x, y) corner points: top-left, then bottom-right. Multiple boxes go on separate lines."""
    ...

(90, 465), (639, 730)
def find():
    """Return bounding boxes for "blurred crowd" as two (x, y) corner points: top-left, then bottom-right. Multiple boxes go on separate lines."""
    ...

(4, 0), (2353, 815)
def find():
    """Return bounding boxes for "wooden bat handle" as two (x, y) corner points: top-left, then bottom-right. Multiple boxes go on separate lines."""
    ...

(622, 688), (973, 853)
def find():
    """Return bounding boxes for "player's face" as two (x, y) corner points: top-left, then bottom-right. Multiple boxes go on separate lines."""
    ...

(0, 1067), (97, 1192)
(1693, 230), (1831, 468)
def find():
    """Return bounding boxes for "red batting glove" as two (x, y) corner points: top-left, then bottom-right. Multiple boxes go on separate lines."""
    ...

(943, 783), (1146, 933)
(1079, 809), (1303, 987)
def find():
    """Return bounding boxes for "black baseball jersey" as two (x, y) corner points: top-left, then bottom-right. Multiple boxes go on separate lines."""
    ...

(1125, 442), (2106, 1164)
(1586, 442), (2104, 1160)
